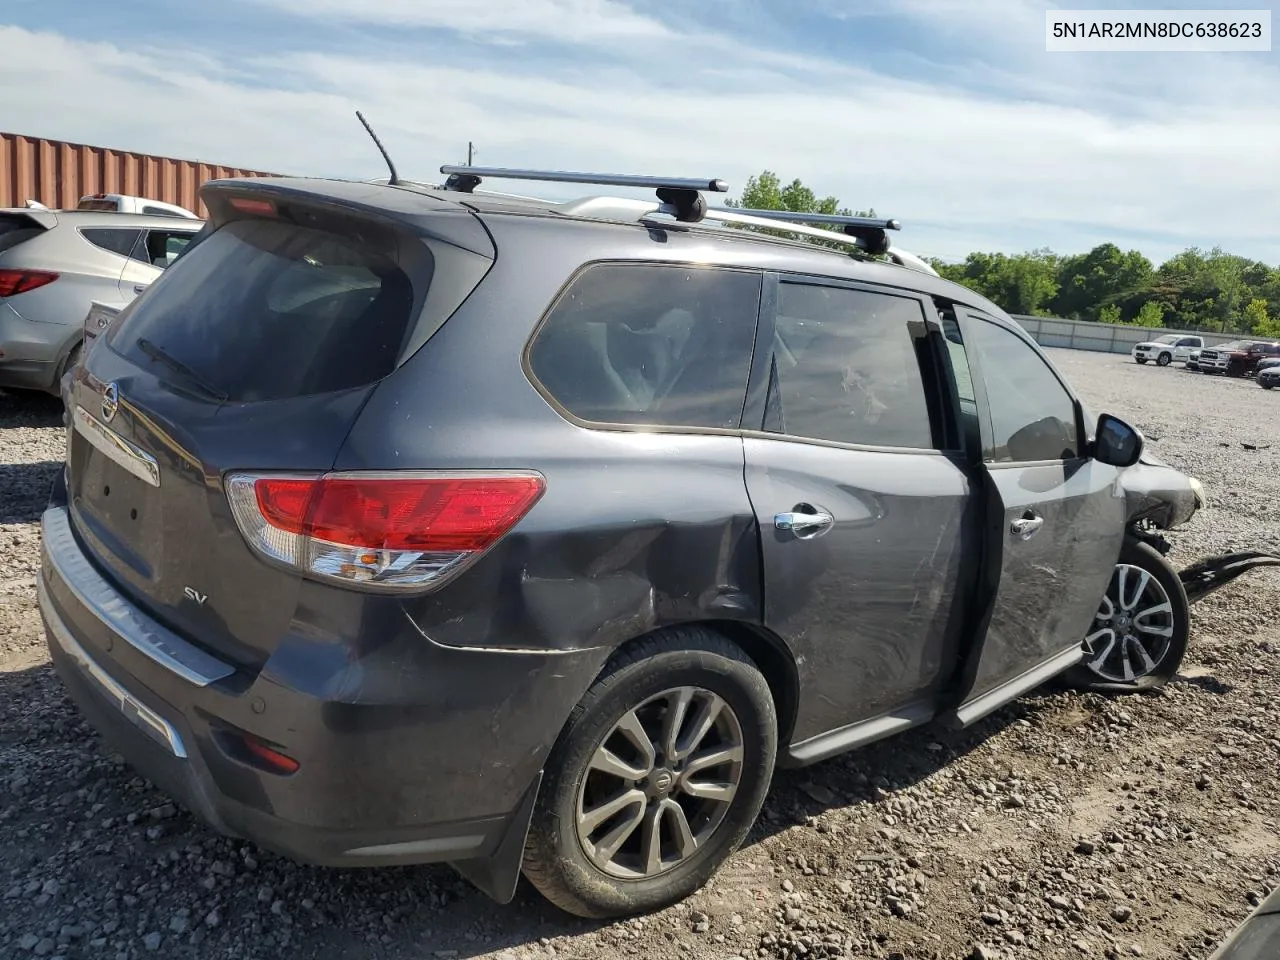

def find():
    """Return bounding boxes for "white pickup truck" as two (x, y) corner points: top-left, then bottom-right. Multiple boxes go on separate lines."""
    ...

(76, 193), (199, 220)
(1132, 334), (1203, 367)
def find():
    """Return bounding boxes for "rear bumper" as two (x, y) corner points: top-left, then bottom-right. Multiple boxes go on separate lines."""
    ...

(38, 500), (606, 881)
(0, 301), (73, 391)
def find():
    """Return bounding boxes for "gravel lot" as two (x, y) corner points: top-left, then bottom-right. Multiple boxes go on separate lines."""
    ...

(2, 351), (1279, 960)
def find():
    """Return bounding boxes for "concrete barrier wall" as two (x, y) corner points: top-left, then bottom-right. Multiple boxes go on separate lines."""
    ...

(1009, 314), (1239, 354)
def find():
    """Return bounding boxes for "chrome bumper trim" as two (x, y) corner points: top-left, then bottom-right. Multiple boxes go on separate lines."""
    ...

(40, 507), (234, 687)
(39, 575), (188, 759)
(74, 405), (160, 487)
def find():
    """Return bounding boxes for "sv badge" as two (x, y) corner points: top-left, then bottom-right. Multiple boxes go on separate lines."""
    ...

(182, 586), (208, 606)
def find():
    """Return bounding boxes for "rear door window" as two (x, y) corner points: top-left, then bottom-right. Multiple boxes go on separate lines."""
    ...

(527, 263), (761, 430)
(762, 282), (935, 449)
(136, 229), (196, 268)
(107, 218), (426, 402)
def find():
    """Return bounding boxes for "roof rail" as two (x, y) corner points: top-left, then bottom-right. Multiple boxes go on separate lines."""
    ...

(717, 208), (900, 232)
(707, 207), (899, 255)
(544, 197), (938, 277)
(439, 165), (726, 223)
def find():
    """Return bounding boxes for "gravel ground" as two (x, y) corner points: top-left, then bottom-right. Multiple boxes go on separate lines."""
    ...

(2, 351), (1279, 960)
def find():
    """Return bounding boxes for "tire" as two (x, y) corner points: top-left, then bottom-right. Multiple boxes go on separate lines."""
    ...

(522, 627), (777, 918)
(1263, 382), (1274, 390)
(1156, 352), (1172, 367)
(1135, 357), (1148, 364)
(1061, 538), (1190, 694)
(50, 340), (83, 397)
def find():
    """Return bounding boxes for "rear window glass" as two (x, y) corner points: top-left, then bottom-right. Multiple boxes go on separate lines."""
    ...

(107, 218), (426, 402)
(0, 216), (46, 254)
(527, 263), (761, 430)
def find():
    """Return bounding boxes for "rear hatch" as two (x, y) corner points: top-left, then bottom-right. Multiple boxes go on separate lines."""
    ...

(65, 181), (494, 668)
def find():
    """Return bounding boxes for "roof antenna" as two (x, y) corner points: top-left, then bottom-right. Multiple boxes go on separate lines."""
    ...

(356, 110), (401, 186)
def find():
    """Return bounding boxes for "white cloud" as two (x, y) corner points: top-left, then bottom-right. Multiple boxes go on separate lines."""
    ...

(245, 0), (668, 41)
(0, 22), (1277, 266)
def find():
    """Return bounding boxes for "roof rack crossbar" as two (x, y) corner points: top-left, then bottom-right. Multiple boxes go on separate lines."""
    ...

(439, 165), (728, 194)
(715, 208), (901, 232)
(439, 165), (726, 223)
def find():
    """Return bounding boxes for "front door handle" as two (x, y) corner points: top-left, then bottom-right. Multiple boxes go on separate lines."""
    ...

(1010, 513), (1044, 540)
(775, 507), (835, 539)
(133, 284), (147, 294)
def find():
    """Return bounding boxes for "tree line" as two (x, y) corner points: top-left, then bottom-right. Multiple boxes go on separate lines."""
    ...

(730, 171), (1280, 338)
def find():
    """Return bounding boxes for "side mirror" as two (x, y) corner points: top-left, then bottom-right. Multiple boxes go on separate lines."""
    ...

(1093, 413), (1143, 467)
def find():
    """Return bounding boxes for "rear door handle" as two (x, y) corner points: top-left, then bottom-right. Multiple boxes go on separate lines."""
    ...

(775, 508), (835, 539)
(1010, 514), (1044, 540)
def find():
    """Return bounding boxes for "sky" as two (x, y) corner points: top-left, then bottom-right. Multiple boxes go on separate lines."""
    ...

(1, 0), (1277, 266)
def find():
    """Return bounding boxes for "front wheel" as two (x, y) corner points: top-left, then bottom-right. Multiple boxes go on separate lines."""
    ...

(1157, 352), (1172, 366)
(1135, 357), (1148, 364)
(1263, 382), (1275, 390)
(1062, 538), (1190, 694)
(522, 627), (777, 918)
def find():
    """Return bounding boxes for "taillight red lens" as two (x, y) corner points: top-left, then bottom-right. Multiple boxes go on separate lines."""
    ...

(254, 477), (318, 534)
(251, 474), (545, 551)
(0, 269), (59, 297)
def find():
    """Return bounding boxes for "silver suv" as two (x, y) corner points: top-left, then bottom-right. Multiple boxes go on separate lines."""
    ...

(0, 209), (203, 393)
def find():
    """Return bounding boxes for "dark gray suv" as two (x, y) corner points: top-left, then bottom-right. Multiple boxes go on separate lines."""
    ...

(41, 167), (1249, 919)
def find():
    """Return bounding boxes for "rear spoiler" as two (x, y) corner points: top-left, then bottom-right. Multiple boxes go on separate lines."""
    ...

(0, 209), (58, 230)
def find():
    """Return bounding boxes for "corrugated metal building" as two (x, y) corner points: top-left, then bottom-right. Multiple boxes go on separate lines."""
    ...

(0, 132), (281, 218)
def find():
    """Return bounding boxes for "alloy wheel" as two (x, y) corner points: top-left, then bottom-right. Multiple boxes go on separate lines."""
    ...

(1083, 563), (1176, 683)
(575, 686), (744, 879)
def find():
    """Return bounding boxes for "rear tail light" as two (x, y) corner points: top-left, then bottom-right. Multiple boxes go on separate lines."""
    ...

(225, 471), (545, 591)
(0, 269), (58, 297)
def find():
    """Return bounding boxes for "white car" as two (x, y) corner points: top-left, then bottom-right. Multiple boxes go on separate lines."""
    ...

(1132, 334), (1203, 366)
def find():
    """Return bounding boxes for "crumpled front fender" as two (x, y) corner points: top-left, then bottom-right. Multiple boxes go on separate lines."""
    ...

(1119, 454), (1201, 529)
(1118, 454), (1280, 604)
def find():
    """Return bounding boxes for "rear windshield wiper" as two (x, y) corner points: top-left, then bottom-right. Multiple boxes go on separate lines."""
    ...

(135, 338), (228, 403)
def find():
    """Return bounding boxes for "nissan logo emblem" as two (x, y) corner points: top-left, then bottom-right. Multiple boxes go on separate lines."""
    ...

(101, 382), (120, 423)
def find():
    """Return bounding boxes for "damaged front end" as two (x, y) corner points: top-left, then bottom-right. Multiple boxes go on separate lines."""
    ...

(1120, 451), (1280, 603)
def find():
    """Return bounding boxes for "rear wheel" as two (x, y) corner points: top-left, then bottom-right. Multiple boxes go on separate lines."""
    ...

(52, 340), (83, 397)
(522, 627), (777, 918)
(1157, 352), (1172, 366)
(1062, 538), (1189, 694)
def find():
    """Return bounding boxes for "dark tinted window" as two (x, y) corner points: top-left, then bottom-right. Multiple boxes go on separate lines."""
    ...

(141, 205), (185, 218)
(0, 215), (46, 253)
(764, 283), (933, 449)
(966, 317), (1079, 462)
(939, 311), (981, 451)
(81, 227), (141, 258)
(108, 218), (425, 402)
(528, 263), (761, 429)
